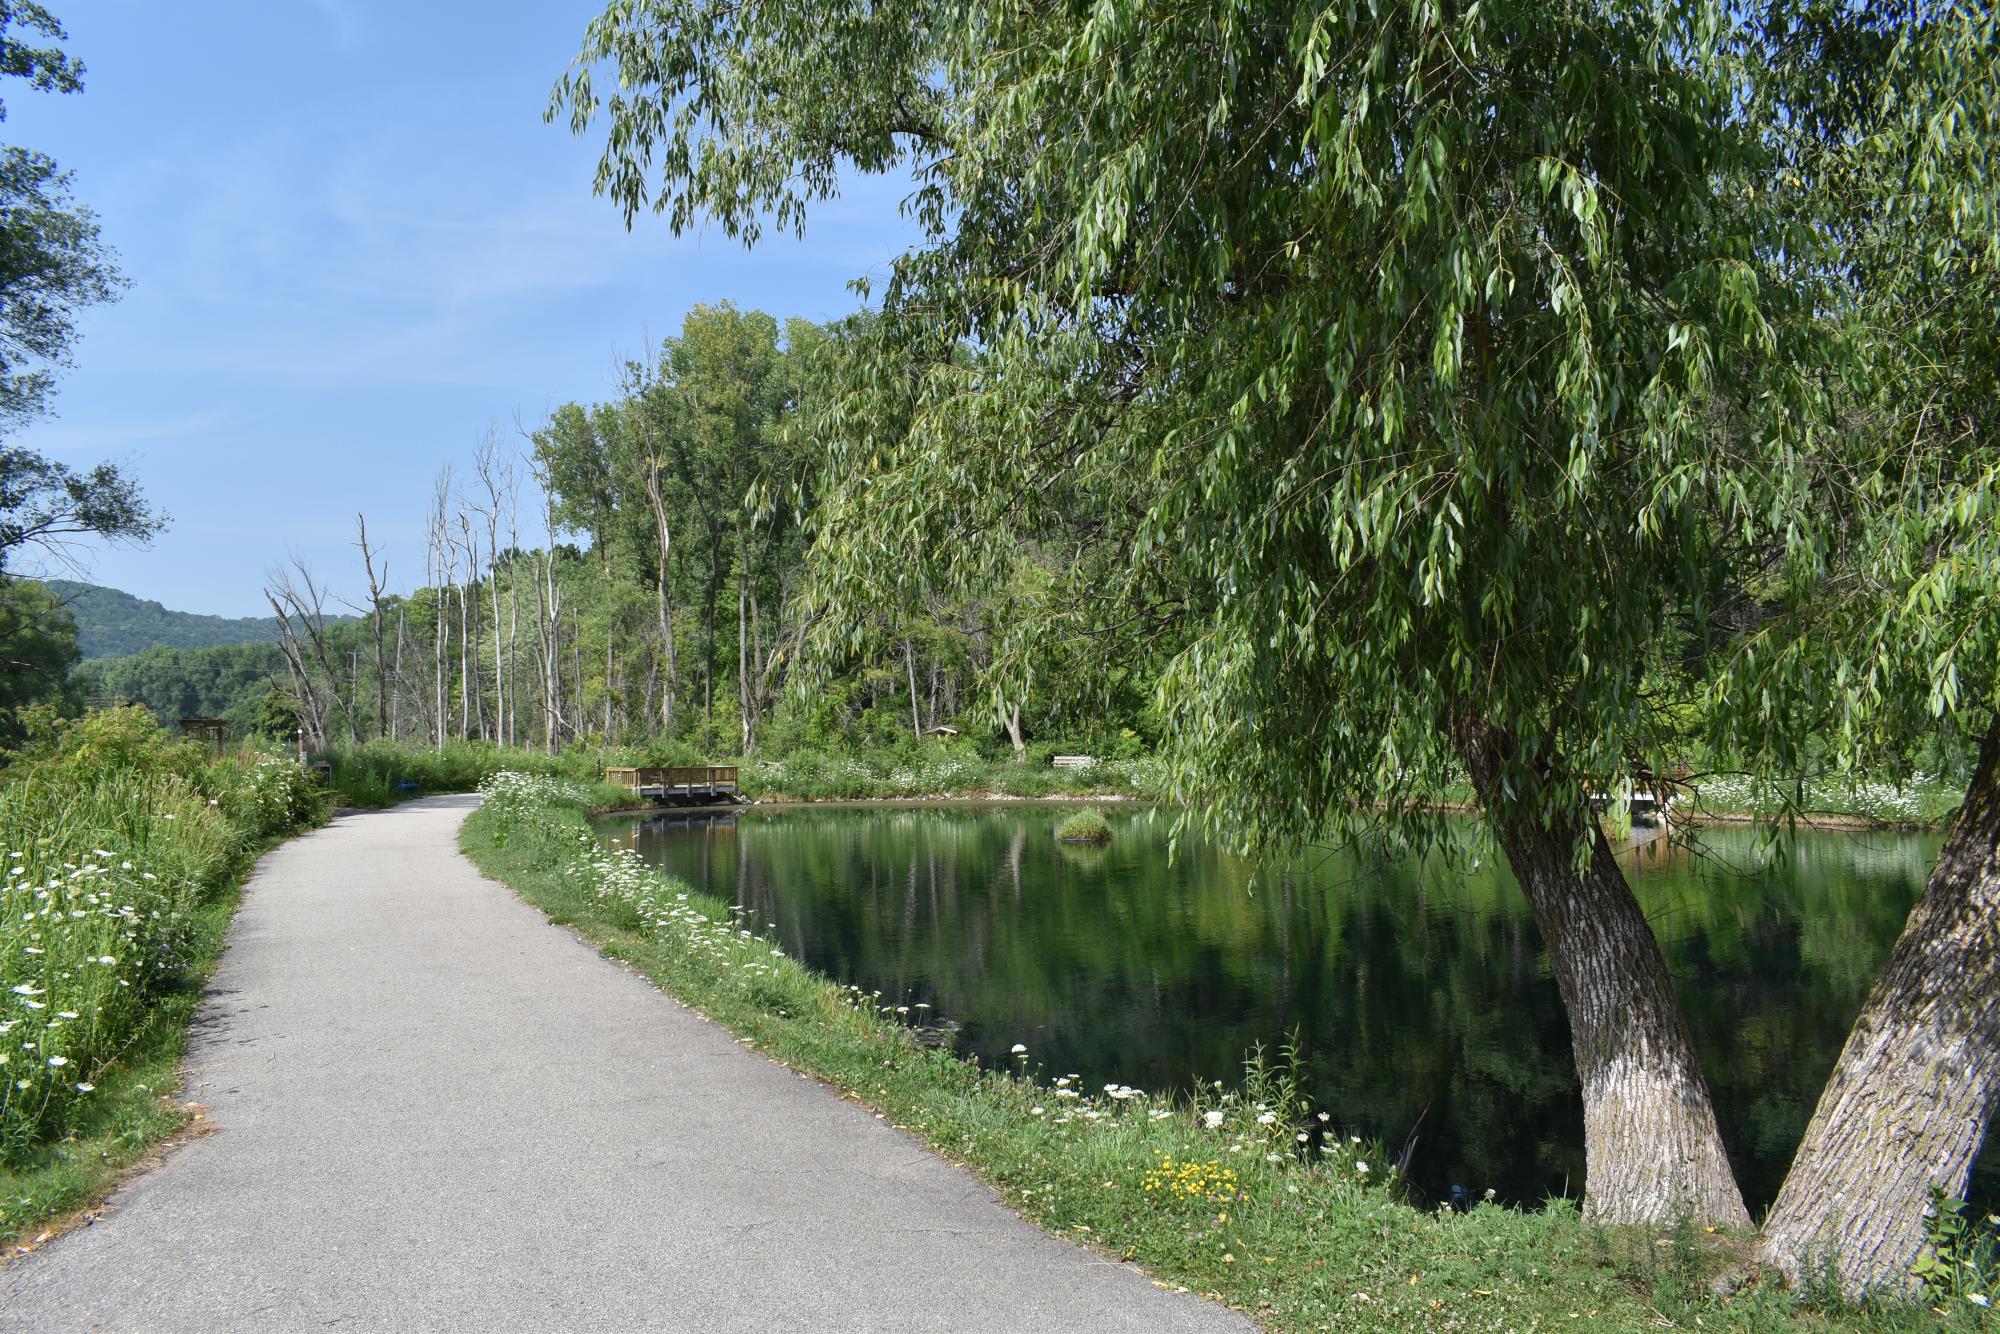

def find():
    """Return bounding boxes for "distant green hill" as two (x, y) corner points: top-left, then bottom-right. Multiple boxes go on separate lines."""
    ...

(39, 580), (285, 658)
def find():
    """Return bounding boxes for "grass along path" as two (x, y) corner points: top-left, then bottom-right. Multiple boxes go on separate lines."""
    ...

(461, 773), (1985, 1333)
(1, 712), (325, 1252)
(2, 868), (242, 1252)
(0, 794), (1246, 1333)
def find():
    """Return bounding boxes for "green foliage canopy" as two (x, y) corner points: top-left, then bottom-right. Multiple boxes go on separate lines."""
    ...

(0, 572), (75, 741)
(559, 0), (1799, 855)
(1709, 2), (2000, 777)
(0, 3), (124, 433)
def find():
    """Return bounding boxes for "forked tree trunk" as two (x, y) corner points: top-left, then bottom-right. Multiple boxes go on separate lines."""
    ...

(1454, 716), (1752, 1229)
(1003, 702), (1026, 759)
(1760, 717), (2000, 1295)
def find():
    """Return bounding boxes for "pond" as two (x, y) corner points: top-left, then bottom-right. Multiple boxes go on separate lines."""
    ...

(602, 802), (1995, 1214)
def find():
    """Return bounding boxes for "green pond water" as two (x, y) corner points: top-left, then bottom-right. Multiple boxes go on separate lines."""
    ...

(604, 803), (1994, 1214)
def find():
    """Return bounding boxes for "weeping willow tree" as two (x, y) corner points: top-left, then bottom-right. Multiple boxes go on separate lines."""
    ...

(556, 0), (1796, 1231)
(1700, 0), (2000, 1293)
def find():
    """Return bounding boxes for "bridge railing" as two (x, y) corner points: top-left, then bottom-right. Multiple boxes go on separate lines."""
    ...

(605, 766), (741, 792)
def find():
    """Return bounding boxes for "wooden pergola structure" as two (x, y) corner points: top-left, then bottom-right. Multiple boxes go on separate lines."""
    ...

(178, 717), (228, 750)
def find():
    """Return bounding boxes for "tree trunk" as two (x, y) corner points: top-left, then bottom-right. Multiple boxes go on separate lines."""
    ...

(1003, 702), (1026, 759)
(1453, 715), (1751, 1229)
(906, 637), (922, 740)
(356, 514), (389, 740)
(456, 579), (470, 742)
(466, 575), (485, 740)
(433, 587), (447, 749)
(738, 531), (752, 753)
(645, 458), (677, 734)
(704, 556), (721, 728)
(507, 576), (519, 747)
(391, 606), (405, 741)
(1759, 716), (2000, 1295)
(488, 561), (504, 744)
(572, 605), (585, 745)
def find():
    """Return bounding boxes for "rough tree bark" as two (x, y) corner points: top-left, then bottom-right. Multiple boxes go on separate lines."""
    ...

(1759, 716), (2000, 1295)
(1453, 715), (1752, 1229)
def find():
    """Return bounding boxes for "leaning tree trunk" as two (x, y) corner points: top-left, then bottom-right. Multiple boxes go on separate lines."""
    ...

(1760, 717), (2000, 1295)
(1455, 717), (1752, 1229)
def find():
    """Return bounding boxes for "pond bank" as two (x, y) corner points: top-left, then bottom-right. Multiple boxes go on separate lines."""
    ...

(741, 790), (1951, 833)
(489, 775), (1941, 1332)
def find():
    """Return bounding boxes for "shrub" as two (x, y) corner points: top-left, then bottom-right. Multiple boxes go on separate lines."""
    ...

(1055, 809), (1112, 844)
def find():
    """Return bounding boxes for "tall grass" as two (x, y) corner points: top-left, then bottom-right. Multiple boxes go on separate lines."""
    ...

(318, 736), (1162, 807)
(0, 707), (321, 1161)
(319, 739), (608, 808)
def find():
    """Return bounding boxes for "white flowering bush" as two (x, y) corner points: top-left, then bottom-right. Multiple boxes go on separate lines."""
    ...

(1, 847), (155, 1152)
(215, 754), (322, 838)
(1689, 771), (1957, 825)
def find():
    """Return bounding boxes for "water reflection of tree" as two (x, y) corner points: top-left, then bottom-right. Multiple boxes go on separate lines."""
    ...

(628, 810), (1991, 1210)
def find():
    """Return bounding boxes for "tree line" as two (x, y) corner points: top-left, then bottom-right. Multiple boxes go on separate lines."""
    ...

(222, 302), (1150, 762)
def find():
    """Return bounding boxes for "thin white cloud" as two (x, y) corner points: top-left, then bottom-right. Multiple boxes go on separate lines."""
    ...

(27, 406), (240, 458)
(308, 0), (363, 49)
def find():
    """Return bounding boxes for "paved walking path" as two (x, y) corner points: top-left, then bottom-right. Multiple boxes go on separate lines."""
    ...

(2, 797), (1250, 1333)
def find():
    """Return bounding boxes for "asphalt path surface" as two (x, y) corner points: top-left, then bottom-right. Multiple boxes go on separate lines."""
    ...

(1, 796), (1251, 1333)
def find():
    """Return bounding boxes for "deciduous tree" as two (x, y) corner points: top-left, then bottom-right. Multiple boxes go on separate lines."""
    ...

(556, 0), (1783, 1226)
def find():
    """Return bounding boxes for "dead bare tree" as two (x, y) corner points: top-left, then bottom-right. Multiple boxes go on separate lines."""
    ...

(454, 507), (486, 740)
(264, 561), (350, 746)
(429, 466), (453, 749)
(504, 451), (523, 746)
(526, 452), (566, 752)
(474, 434), (512, 745)
(352, 514), (390, 740)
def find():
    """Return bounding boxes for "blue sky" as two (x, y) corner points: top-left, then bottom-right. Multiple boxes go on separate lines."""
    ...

(8, 0), (917, 616)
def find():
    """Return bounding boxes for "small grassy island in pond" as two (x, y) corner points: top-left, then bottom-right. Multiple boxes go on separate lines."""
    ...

(1055, 809), (1111, 844)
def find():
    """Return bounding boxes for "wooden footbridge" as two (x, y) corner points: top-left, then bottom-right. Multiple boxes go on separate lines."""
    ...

(605, 766), (742, 806)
